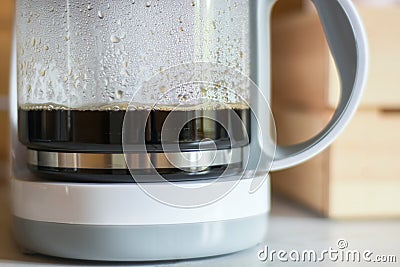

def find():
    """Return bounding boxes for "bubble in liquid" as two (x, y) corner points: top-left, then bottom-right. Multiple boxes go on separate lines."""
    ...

(110, 35), (121, 43)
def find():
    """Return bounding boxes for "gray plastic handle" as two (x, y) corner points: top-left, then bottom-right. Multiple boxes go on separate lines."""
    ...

(271, 0), (368, 171)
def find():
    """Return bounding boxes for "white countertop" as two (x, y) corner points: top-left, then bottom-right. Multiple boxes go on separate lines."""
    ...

(0, 181), (399, 267)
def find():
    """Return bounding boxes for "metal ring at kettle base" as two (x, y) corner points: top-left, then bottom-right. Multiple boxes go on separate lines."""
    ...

(27, 148), (245, 170)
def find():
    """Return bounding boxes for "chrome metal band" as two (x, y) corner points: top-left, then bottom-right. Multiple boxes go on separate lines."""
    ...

(27, 148), (244, 170)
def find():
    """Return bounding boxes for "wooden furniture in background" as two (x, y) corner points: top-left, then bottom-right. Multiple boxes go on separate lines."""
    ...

(271, 5), (400, 218)
(0, 0), (13, 179)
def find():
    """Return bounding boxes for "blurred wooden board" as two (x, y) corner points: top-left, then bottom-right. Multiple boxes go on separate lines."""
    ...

(272, 5), (400, 110)
(272, 109), (400, 218)
(271, 9), (330, 110)
(329, 7), (400, 109)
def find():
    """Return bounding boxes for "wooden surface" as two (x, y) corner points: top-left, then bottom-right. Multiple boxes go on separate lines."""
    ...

(272, 5), (400, 110)
(272, 108), (400, 218)
(0, 0), (13, 168)
(272, 108), (333, 216)
(271, 9), (330, 111)
(272, 0), (304, 18)
(329, 7), (400, 109)
(0, 0), (14, 96)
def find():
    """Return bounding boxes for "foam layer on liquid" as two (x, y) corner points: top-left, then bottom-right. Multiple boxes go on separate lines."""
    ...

(19, 101), (250, 111)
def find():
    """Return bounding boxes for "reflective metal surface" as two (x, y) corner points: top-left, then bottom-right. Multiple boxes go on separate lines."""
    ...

(27, 148), (244, 170)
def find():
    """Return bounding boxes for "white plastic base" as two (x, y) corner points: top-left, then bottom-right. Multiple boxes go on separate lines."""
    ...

(11, 175), (270, 261)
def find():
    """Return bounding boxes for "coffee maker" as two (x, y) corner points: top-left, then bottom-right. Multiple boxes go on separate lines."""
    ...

(10, 0), (367, 261)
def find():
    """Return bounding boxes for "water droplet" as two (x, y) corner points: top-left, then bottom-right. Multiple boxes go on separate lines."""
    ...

(48, 105), (54, 111)
(116, 90), (124, 99)
(97, 10), (104, 19)
(31, 37), (36, 46)
(145, 1), (151, 7)
(212, 21), (216, 30)
(191, 1), (196, 7)
(112, 105), (120, 111)
(40, 69), (46, 76)
(110, 35), (120, 43)
(87, 4), (93, 10)
(44, 45), (49, 50)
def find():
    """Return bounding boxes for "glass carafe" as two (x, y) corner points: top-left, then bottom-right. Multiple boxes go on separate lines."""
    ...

(16, 0), (368, 183)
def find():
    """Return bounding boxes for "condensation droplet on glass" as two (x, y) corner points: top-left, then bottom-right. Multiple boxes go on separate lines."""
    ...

(31, 37), (35, 47)
(98, 10), (104, 19)
(87, 4), (93, 10)
(160, 86), (167, 93)
(40, 69), (46, 76)
(116, 90), (124, 99)
(145, 1), (151, 7)
(191, 1), (196, 7)
(110, 35), (120, 43)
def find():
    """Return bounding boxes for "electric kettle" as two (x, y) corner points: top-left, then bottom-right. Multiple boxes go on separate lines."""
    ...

(11, 0), (368, 261)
